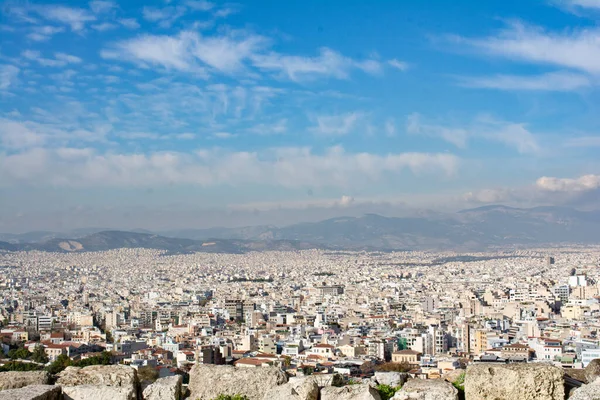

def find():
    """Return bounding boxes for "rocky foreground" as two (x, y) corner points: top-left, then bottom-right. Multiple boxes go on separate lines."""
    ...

(0, 362), (599, 400)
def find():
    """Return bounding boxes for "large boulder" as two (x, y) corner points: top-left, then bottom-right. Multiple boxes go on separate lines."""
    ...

(188, 365), (288, 400)
(586, 360), (600, 384)
(392, 378), (458, 400)
(62, 385), (136, 400)
(465, 363), (564, 400)
(570, 376), (600, 400)
(374, 372), (408, 388)
(143, 375), (183, 400)
(262, 377), (319, 400)
(0, 371), (50, 390)
(0, 385), (61, 400)
(56, 365), (139, 400)
(321, 383), (382, 400)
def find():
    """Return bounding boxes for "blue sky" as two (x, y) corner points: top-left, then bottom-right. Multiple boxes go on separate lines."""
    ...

(1, 0), (600, 231)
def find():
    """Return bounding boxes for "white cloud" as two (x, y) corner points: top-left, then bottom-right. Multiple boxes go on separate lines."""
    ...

(89, 0), (117, 14)
(142, 6), (186, 27)
(185, 1), (215, 11)
(407, 113), (468, 148)
(26, 26), (65, 42)
(536, 175), (600, 192)
(251, 47), (381, 81)
(92, 22), (118, 31)
(385, 119), (396, 137)
(459, 71), (592, 91)
(339, 195), (355, 206)
(22, 51), (82, 67)
(0, 65), (19, 90)
(34, 5), (96, 32)
(0, 146), (459, 188)
(118, 18), (140, 29)
(388, 59), (409, 71)
(563, 0), (600, 8)
(247, 119), (287, 135)
(458, 21), (600, 75)
(101, 30), (266, 75)
(213, 132), (236, 139)
(311, 113), (361, 136)
(407, 113), (540, 154)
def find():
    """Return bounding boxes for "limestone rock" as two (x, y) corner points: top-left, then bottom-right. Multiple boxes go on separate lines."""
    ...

(465, 363), (564, 400)
(392, 379), (458, 400)
(374, 371), (408, 388)
(263, 377), (319, 400)
(188, 365), (288, 400)
(570, 377), (600, 400)
(0, 385), (61, 400)
(61, 384), (137, 400)
(143, 375), (183, 400)
(56, 365), (139, 388)
(321, 383), (382, 400)
(0, 371), (50, 390)
(586, 360), (600, 384)
(56, 365), (139, 400)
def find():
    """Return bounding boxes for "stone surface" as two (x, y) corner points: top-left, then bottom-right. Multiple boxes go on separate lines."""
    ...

(56, 365), (139, 388)
(586, 360), (600, 384)
(0, 385), (61, 400)
(0, 371), (50, 390)
(465, 363), (564, 400)
(570, 377), (600, 400)
(392, 379), (458, 400)
(188, 365), (288, 400)
(61, 384), (137, 400)
(321, 383), (382, 400)
(374, 371), (409, 388)
(142, 375), (182, 400)
(262, 377), (319, 400)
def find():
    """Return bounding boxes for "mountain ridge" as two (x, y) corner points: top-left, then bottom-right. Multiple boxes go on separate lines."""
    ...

(2, 205), (600, 252)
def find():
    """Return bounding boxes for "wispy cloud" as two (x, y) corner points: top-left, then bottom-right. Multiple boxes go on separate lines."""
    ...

(388, 59), (409, 71)
(407, 113), (540, 154)
(142, 5), (187, 28)
(458, 71), (592, 91)
(310, 112), (361, 136)
(0, 65), (19, 90)
(252, 47), (381, 81)
(118, 18), (140, 29)
(89, 0), (117, 14)
(536, 174), (600, 191)
(22, 51), (82, 67)
(33, 5), (96, 32)
(454, 21), (600, 75)
(26, 26), (65, 42)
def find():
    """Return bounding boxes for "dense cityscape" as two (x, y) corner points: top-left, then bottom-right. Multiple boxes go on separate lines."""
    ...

(2, 246), (600, 390)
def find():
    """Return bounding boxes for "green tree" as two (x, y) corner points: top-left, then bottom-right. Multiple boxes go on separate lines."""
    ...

(8, 346), (31, 360)
(282, 356), (292, 368)
(377, 384), (400, 400)
(105, 330), (114, 343)
(213, 395), (249, 400)
(31, 345), (49, 364)
(137, 366), (159, 383)
(0, 361), (43, 372)
(45, 354), (72, 374)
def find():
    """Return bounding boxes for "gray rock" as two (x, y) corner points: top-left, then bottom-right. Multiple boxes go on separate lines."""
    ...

(0, 371), (50, 390)
(61, 385), (137, 400)
(143, 375), (183, 400)
(321, 383), (382, 400)
(0, 385), (61, 400)
(374, 372), (408, 388)
(56, 365), (139, 400)
(465, 363), (564, 400)
(392, 379), (458, 400)
(56, 365), (138, 387)
(188, 365), (288, 400)
(570, 377), (600, 400)
(586, 360), (600, 384)
(263, 377), (319, 400)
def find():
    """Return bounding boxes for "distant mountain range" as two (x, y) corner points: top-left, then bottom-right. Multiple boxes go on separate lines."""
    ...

(2, 205), (600, 253)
